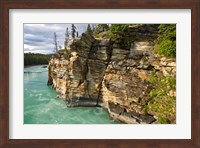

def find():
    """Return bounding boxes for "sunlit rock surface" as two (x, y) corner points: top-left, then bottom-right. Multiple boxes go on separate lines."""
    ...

(48, 25), (176, 124)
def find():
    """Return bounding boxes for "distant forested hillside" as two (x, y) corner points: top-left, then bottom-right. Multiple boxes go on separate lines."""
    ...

(24, 53), (52, 66)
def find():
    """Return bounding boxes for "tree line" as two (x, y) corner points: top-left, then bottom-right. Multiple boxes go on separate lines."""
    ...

(24, 53), (51, 66)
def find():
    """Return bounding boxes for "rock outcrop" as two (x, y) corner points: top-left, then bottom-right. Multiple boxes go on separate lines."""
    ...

(48, 25), (176, 124)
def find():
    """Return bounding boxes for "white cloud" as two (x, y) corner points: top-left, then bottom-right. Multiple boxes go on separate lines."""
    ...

(24, 24), (87, 54)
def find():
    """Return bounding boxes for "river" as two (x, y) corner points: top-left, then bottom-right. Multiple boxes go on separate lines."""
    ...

(24, 65), (118, 124)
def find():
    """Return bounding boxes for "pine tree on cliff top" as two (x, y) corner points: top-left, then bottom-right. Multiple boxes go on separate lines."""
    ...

(53, 32), (58, 52)
(64, 27), (70, 49)
(86, 24), (93, 35)
(71, 24), (76, 39)
(76, 31), (79, 38)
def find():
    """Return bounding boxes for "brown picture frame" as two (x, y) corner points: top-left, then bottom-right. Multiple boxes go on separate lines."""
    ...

(0, 0), (200, 147)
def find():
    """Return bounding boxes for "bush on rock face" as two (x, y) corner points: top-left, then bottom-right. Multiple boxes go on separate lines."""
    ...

(94, 24), (109, 34)
(146, 71), (176, 124)
(108, 24), (132, 49)
(156, 24), (176, 57)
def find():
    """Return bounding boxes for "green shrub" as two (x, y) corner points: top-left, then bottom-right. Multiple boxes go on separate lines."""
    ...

(146, 71), (176, 124)
(156, 24), (176, 57)
(94, 24), (109, 34)
(108, 24), (132, 49)
(157, 39), (176, 57)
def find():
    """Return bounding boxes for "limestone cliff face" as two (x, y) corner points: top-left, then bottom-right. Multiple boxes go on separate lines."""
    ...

(48, 34), (112, 106)
(48, 25), (176, 124)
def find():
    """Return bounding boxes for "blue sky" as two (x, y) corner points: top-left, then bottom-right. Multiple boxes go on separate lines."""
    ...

(24, 24), (87, 54)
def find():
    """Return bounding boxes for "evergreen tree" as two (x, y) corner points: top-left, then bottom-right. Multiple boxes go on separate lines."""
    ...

(92, 24), (96, 32)
(86, 24), (92, 35)
(95, 24), (109, 33)
(53, 32), (58, 52)
(86, 24), (93, 35)
(76, 31), (79, 38)
(59, 45), (62, 50)
(99, 24), (109, 31)
(71, 24), (76, 39)
(109, 24), (131, 49)
(64, 27), (70, 49)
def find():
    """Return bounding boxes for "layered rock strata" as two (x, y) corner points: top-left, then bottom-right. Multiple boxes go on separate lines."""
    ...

(48, 25), (176, 124)
(48, 34), (112, 107)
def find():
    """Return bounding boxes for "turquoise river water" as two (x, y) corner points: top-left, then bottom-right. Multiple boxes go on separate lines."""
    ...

(24, 65), (118, 124)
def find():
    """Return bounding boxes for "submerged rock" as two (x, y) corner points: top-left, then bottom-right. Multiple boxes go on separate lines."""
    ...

(67, 97), (99, 107)
(41, 65), (48, 68)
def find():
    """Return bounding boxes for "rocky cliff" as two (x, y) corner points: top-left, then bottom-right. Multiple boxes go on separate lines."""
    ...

(48, 25), (176, 124)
